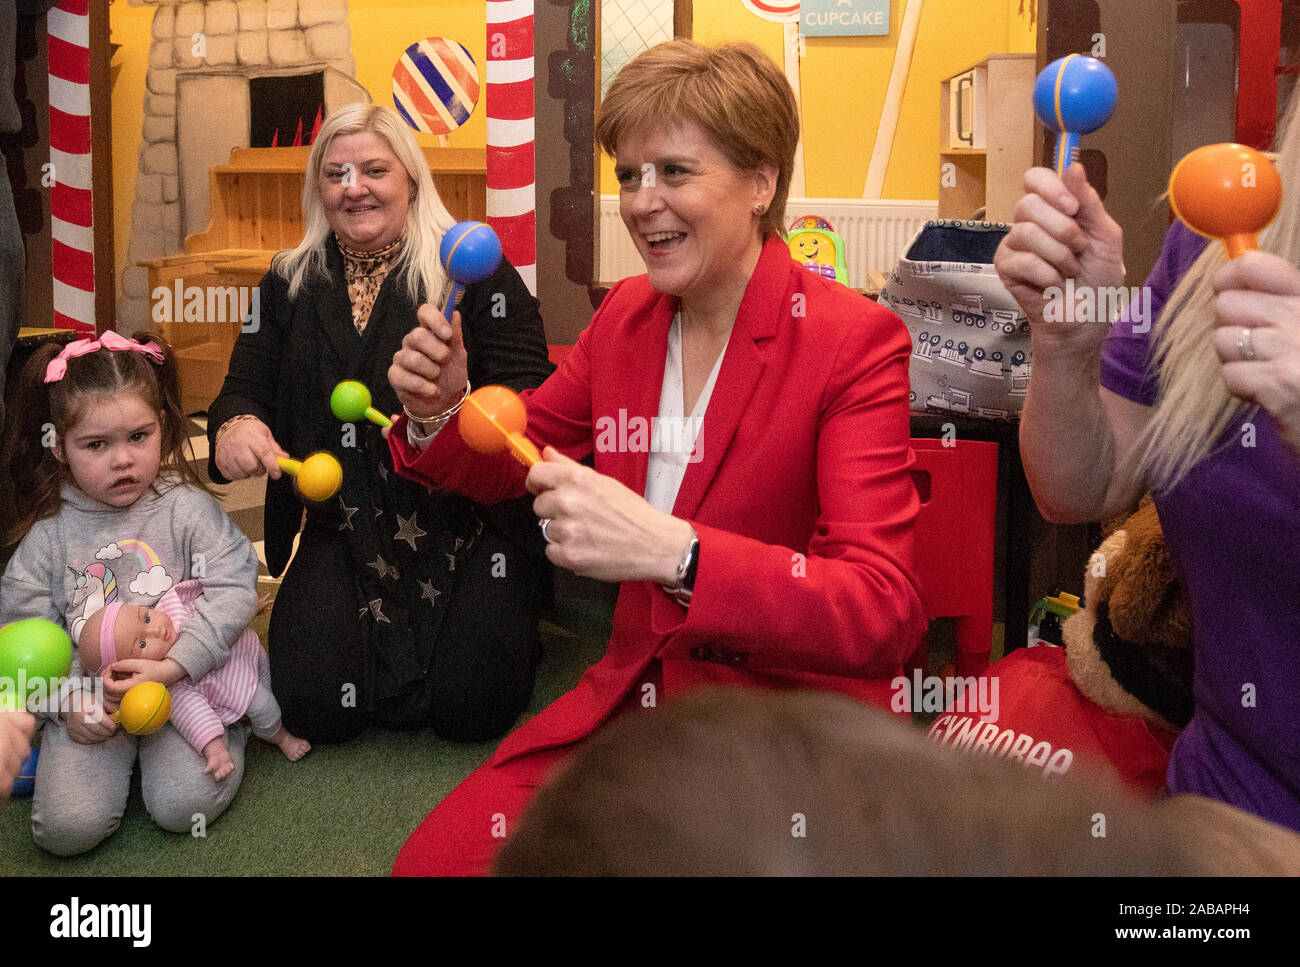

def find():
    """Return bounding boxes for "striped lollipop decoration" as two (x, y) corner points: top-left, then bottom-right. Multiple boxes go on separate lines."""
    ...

(392, 38), (481, 136)
(741, 0), (801, 22)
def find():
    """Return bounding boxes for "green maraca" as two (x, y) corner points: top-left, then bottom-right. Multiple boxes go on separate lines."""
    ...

(0, 618), (73, 712)
(330, 380), (393, 429)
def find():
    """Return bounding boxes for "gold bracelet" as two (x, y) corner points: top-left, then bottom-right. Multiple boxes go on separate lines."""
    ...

(404, 379), (470, 432)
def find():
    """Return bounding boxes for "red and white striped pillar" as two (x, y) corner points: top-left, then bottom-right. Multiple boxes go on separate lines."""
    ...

(486, 0), (537, 295)
(47, 0), (95, 333)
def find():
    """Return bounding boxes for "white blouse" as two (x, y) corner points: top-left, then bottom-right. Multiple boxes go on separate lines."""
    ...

(644, 311), (725, 514)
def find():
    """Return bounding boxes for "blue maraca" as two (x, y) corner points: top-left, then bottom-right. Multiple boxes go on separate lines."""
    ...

(439, 221), (503, 321)
(1033, 54), (1118, 177)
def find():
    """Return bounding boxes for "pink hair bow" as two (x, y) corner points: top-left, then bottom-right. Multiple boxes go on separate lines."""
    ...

(44, 330), (165, 383)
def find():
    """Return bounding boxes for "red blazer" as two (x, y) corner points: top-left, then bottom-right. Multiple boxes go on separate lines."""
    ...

(390, 236), (926, 765)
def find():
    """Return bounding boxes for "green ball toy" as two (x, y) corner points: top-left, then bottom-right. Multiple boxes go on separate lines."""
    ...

(330, 380), (393, 429)
(0, 618), (73, 712)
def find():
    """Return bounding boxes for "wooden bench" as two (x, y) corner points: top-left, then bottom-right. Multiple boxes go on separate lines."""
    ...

(140, 145), (487, 414)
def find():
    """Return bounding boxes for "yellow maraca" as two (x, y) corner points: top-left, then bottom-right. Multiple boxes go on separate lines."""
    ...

(277, 452), (343, 501)
(112, 681), (171, 735)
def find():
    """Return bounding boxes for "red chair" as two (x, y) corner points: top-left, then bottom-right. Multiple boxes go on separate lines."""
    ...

(907, 437), (999, 679)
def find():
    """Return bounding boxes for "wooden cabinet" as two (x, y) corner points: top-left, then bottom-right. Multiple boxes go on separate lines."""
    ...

(938, 53), (1035, 223)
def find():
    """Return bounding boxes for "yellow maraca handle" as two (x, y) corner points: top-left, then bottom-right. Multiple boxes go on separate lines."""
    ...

(506, 433), (543, 467)
(365, 406), (394, 429)
(277, 457), (301, 475)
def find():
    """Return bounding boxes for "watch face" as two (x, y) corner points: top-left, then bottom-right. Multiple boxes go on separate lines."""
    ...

(682, 537), (700, 590)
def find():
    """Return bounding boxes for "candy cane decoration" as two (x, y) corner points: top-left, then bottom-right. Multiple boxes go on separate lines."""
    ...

(47, 0), (95, 333)
(486, 0), (537, 295)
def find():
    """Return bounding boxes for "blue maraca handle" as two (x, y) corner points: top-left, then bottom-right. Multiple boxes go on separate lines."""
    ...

(443, 282), (465, 322)
(1053, 131), (1081, 177)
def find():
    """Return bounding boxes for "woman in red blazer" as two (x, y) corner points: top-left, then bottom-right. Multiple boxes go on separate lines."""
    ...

(385, 39), (926, 876)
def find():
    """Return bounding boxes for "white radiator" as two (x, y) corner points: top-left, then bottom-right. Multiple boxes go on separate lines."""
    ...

(598, 196), (938, 290)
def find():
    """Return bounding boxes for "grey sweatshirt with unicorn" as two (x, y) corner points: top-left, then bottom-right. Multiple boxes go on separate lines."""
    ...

(1, 476), (258, 682)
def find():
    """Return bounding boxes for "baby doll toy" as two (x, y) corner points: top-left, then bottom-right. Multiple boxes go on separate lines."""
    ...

(78, 582), (310, 780)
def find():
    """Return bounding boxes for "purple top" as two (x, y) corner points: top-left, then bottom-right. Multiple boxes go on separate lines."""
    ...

(1101, 221), (1300, 831)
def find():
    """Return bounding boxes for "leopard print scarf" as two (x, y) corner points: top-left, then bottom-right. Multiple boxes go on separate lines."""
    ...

(338, 234), (404, 334)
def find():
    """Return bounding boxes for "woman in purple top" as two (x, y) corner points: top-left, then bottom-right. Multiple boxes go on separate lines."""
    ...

(992, 102), (1300, 832)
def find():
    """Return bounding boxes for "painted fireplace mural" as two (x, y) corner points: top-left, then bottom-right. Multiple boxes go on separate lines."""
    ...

(117, 0), (366, 326)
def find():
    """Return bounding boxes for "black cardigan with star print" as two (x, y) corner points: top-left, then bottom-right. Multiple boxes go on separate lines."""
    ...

(207, 235), (554, 705)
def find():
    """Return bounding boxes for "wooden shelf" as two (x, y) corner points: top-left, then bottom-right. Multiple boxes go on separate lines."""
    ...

(938, 53), (1034, 222)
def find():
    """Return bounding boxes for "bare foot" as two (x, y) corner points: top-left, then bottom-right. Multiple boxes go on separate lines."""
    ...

(203, 737), (234, 781)
(267, 724), (311, 762)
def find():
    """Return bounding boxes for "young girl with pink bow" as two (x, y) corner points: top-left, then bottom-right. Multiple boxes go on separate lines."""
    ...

(0, 329), (262, 855)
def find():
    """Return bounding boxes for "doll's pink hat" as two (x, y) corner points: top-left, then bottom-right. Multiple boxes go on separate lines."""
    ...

(88, 601), (123, 675)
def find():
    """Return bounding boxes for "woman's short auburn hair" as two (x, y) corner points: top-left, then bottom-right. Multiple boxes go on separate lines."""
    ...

(595, 39), (800, 239)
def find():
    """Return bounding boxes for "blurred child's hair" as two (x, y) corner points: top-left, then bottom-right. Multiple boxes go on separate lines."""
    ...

(493, 688), (1212, 876)
(1, 329), (212, 550)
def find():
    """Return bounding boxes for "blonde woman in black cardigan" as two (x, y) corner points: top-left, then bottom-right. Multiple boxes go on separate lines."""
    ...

(208, 105), (553, 743)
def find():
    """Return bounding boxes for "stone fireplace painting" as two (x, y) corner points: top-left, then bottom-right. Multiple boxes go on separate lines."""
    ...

(118, 0), (367, 325)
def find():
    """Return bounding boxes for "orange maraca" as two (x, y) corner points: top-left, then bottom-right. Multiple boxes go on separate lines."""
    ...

(277, 452), (343, 501)
(1169, 143), (1282, 259)
(458, 385), (543, 467)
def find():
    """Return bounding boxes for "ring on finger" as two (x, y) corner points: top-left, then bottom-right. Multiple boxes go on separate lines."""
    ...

(539, 517), (554, 544)
(1237, 327), (1257, 362)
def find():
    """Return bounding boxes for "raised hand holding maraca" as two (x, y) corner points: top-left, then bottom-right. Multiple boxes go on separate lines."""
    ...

(993, 162), (1126, 347)
(389, 221), (501, 431)
(390, 305), (469, 427)
(1209, 252), (1300, 456)
(1168, 143), (1300, 453)
(996, 52), (1121, 345)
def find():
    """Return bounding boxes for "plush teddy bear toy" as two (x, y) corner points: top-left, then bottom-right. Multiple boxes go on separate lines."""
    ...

(926, 495), (1193, 796)
(1063, 495), (1194, 733)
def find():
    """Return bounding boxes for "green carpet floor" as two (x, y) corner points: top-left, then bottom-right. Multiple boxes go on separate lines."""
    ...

(2, 596), (612, 877)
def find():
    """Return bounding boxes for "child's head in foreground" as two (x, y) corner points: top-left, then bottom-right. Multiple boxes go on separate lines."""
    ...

(493, 688), (1214, 876)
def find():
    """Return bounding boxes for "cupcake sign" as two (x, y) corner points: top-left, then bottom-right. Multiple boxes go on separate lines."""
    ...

(802, 0), (891, 36)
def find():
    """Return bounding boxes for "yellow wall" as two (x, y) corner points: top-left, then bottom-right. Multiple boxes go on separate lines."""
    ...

(110, 0), (490, 300)
(111, 0), (1039, 295)
(600, 0), (1037, 198)
(110, 1), (152, 304)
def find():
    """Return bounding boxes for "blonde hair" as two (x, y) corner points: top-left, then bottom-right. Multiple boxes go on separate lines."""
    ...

(272, 103), (457, 304)
(595, 40), (799, 239)
(1141, 94), (1300, 492)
